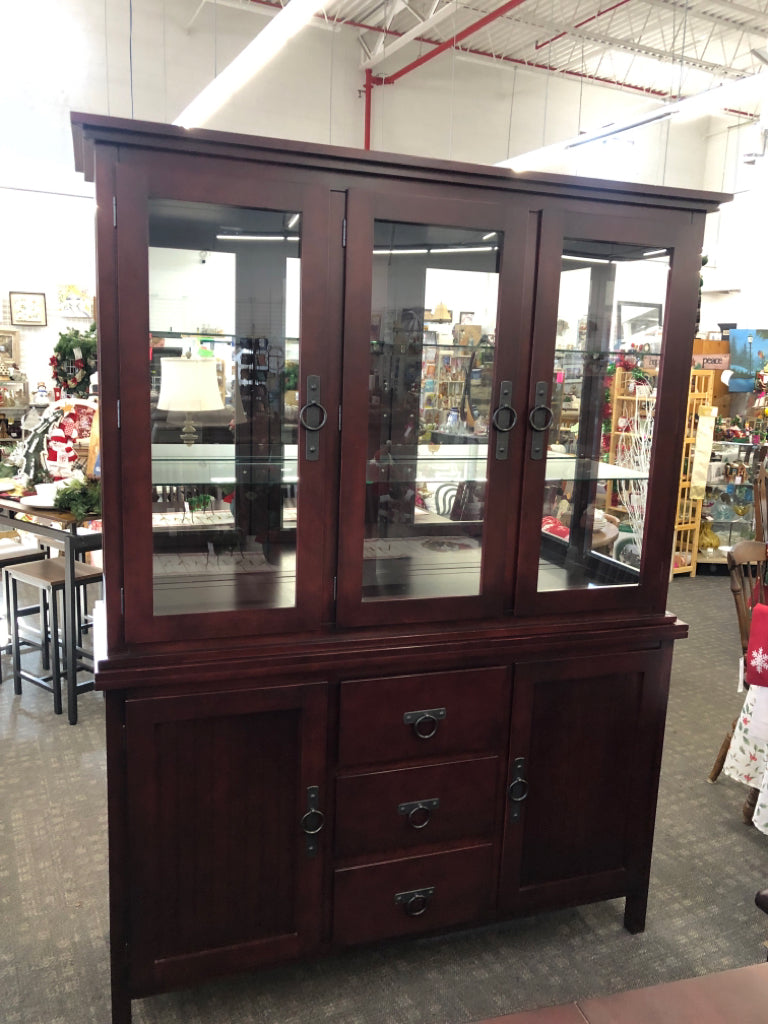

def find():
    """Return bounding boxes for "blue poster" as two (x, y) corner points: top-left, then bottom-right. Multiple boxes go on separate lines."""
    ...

(728, 329), (768, 392)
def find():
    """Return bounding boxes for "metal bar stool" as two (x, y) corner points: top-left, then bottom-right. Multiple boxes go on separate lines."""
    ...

(7, 558), (103, 716)
(0, 539), (50, 682)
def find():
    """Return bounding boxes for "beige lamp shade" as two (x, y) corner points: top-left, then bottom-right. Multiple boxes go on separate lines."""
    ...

(157, 357), (224, 413)
(157, 357), (224, 446)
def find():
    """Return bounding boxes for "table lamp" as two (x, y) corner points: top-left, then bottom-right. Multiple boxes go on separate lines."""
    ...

(157, 356), (224, 446)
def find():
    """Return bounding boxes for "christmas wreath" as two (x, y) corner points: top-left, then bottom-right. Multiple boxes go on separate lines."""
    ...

(50, 323), (97, 398)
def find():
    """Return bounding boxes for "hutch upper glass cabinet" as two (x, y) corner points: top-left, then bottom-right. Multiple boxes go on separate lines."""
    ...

(72, 112), (726, 1024)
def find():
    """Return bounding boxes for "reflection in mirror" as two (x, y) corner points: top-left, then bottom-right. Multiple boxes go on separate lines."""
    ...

(538, 240), (670, 593)
(364, 220), (502, 602)
(147, 199), (301, 616)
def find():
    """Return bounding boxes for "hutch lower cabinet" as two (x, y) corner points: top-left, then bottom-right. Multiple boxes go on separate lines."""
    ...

(71, 113), (725, 1023)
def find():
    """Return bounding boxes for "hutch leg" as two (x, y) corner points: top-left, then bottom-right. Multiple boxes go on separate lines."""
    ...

(624, 887), (648, 934)
(110, 985), (132, 1024)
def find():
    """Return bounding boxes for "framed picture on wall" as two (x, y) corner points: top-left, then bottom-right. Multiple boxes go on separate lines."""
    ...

(0, 330), (20, 365)
(9, 291), (47, 326)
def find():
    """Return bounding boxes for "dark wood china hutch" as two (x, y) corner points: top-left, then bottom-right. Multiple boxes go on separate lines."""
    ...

(71, 112), (727, 1024)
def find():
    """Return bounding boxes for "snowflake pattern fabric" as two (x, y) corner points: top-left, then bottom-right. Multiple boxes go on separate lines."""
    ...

(751, 646), (768, 677)
(745, 603), (768, 687)
(723, 687), (768, 836)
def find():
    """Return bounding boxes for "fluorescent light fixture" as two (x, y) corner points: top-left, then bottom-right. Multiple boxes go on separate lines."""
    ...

(562, 254), (611, 265)
(482, 232), (498, 240)
(643, 249), (669, 257)
(174, 0), (331, 129)
(498, 71), (768, 172)
(373, 245), (496, 256)
(287, 213), (300, 229)
(373, 248), (430, 255)
(216, 234), (286, 241)
(430, 246), (495, 254)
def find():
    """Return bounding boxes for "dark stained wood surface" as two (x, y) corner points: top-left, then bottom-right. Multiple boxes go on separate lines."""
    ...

(333, 843), (495, 945)
(337, 666), (510, 766)
(71, 111), (730, 212)
(75, 113), (719, 1024)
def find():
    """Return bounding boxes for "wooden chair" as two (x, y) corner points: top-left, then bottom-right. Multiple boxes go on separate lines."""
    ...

(708, 539), (767, 823)
(755, 464), (767, 543)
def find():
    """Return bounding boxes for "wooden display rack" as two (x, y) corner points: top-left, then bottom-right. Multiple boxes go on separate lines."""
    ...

(671, 368), (714, 576)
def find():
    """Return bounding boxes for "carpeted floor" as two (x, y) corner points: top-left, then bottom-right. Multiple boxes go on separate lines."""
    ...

(1, 573), (767, 1024)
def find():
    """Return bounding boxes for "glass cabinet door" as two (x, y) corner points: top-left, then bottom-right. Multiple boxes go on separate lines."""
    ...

(516, 213), (701, 614)
(114, 163), (338, 643)
(337, 192), (531, 626)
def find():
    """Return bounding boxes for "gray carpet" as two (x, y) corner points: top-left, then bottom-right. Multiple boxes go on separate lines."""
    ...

(2, 574), (767, 1024)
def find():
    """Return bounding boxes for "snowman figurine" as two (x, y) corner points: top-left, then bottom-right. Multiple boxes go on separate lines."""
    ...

(46, 425), (78, 478)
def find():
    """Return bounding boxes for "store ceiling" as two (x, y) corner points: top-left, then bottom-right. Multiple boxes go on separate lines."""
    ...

(220, 0), (766, 104)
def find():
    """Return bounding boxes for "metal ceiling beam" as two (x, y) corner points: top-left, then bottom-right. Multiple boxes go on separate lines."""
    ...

(642, 0), (768, 37)
(534, 0), (633, 52)
(360, 0), (461, 69)
(519, 13), (749, 77)
(375, 0), (531, 84)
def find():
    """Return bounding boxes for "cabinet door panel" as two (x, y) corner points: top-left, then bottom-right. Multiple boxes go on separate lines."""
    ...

(500, 649), (670, 921)
(515, 209), (705, 616)
(337, 188), (536, 627)
(123, 682), (327, 995)
(112, 157), (342, 647)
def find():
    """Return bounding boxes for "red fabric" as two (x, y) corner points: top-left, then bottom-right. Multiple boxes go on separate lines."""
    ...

(746, 602), (768, 687)
(541, 516), (569, 539)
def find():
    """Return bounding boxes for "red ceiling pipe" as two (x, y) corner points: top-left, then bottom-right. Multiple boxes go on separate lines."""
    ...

(365, 0), (529, 145)
(535, 0), (634, 51)
(364, 68), (373, 149)
(380, 0), (530, 85)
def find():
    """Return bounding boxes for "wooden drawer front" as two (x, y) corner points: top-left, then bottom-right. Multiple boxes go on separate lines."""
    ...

(333, 844), (494, 945)
(338, 667), (509, 766)
(335, 756), (499, 858)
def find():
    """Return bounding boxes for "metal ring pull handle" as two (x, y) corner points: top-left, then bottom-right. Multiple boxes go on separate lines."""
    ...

(398, 798), (440, 830)
(395, 886), (435, 917)
(414, 713), (438, 739)
(301, 808), (326, 835)
(301, 785), (325, 856)
(507, 757), (528, 823)
(492, 404), (518, 432)
(403, 707), (446, 740)
(528, 405), (554, 431)
(493, 380), (517, 461)
(408, 805), (431, 829)
(301, 374), (327, 461)
(299, 401), (328, 431)
(508, 777), (529, 803)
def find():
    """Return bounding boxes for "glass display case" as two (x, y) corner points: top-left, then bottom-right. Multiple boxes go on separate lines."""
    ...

(72, 112), (726, 1024)
(698, 440), (763, 565)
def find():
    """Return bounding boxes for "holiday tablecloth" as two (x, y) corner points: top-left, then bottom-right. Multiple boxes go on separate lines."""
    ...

(722, 685), (768, 836)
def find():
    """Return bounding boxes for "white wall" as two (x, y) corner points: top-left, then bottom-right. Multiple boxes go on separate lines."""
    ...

(0, 0), (765, 361)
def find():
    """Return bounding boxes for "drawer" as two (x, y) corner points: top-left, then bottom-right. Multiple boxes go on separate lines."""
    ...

(333, 844), (495, 945)
(335, 756), (500, 858)
(338, 667), (509, 766)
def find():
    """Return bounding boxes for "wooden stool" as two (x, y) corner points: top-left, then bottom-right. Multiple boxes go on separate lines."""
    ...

(8, 558), (103, 716)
